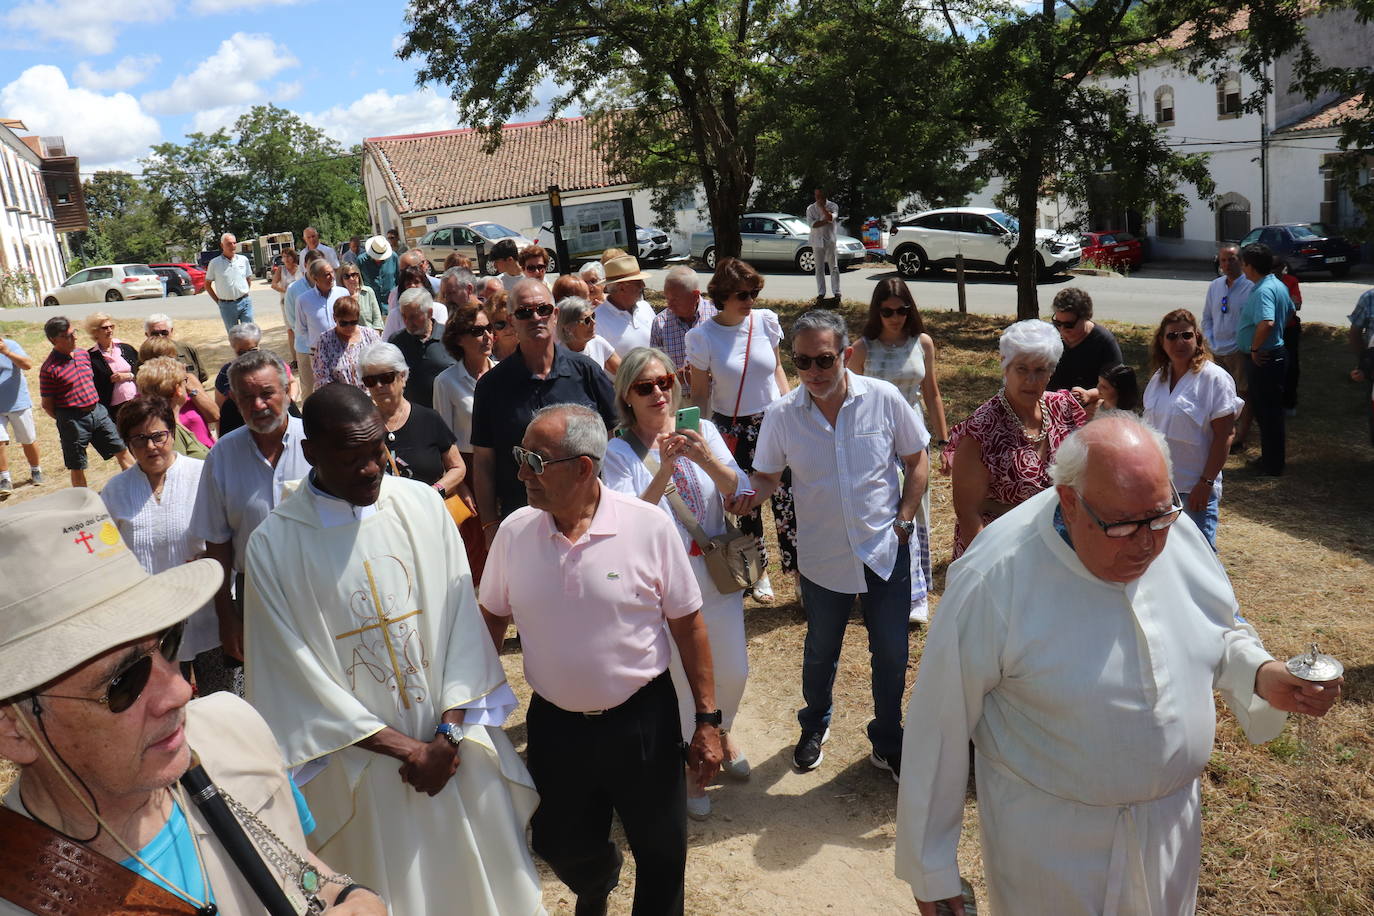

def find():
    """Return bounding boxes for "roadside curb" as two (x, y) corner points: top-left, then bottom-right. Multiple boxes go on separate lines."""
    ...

(1068, 267), (1122, 278)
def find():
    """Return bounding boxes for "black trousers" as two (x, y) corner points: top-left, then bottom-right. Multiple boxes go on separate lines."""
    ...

(527, 671), (687, 915)
(1283, 319), (1302, 409)
(1246, 348), (1287, 475)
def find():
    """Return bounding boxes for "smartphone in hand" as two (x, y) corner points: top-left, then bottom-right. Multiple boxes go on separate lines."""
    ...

(675, 406), (700, 432)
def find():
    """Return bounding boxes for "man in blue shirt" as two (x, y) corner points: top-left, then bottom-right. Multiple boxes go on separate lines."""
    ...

(1235, 243), (1294, 476)
(0, 337), (44, 496)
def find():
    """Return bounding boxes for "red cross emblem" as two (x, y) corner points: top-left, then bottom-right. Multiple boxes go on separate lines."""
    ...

(74, 530), (95, 553)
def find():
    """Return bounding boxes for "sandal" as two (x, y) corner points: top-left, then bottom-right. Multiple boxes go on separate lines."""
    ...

(750, 573), (774, 604)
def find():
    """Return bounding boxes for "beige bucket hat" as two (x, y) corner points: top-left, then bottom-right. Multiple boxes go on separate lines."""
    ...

(365, 235), (393, 260)
(0, 489), (223, 699)
(602, 255), (652, 286)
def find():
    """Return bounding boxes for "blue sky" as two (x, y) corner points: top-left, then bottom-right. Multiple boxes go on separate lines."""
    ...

(0, 0), (559, 175)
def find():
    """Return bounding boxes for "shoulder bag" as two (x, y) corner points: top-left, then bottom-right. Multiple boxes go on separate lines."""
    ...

(718, 313), (754, 454)
(622, 431), (762, 594)
(384, 444), (474, 527)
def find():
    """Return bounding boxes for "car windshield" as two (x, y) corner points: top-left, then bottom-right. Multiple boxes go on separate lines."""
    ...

(469, 223), (521, 239)
(988, 211), (1020, 233)
(124, 265), (156, 276)
(1289, 224), (1321, 240)
(777, 217), (810, 235)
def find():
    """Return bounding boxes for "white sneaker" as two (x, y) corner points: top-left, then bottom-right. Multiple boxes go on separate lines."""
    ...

(909, 598), (929, 624)
(686, 793), (711, 820)
(29, 468), (44, 485)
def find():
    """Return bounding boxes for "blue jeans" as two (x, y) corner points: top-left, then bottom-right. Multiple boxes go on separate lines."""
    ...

(217, 294), (253, 332)
(797, 542), (911, 759)
(1182, 489), (1219, 550)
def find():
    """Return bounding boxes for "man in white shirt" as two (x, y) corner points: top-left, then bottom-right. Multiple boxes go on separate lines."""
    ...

(896, 413), (1341, 916)
(293, 259), (349, 401)
(204, 232), (255, 332)
(1201, 242), (1253, 395)
(302, 225), (340, 268)
(805, 188), (841, 301)
(596, 255), (657, 357)
(731, 309), (928, 777)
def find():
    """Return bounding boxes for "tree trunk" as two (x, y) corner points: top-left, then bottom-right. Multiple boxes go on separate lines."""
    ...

(1013, 165), (1042, 320)
(706, 185), (745, 261)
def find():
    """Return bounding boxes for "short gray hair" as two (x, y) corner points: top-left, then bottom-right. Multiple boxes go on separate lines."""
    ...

(532, 404), (608, 465)
(556, 296), (595, 345)
(228, 322), (261, 347)
(1049, 412), (1173, 489)
(228, 348), (288, 396)
(614, 347), (680, 430)
(578, 261), (605, 284)
(358, 341), (409, 377)
(144, 313), (173, 332)
(397, 286), (434, 314)
(999, 319), (1063, 370)
(792, 309), (849, 350)
(220, 232), (236, 245)
(662, 265), (698, 293)
(443, 266), (477, 289)
(308, 259), (334, 280)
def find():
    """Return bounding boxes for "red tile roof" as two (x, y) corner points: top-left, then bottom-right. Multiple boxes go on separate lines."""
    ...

(364, 116), (631, 215)
(1274, 93), (1367, 133)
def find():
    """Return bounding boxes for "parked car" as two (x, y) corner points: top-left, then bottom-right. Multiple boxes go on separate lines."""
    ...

(888, 207), (1081, 279)
(690, 213), (867, 273)
(150, 262), (206, 293)
(1236, 223), (1359, 278)
(534, 222), (674, 267)
(151, 265), (195, 296)
(1079, 230), (1143, 270)
(413, 221), (536, 275)
(41, 264), (163, 307)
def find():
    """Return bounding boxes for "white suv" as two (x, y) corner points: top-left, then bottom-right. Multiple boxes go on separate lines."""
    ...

(888, 207), (1080, 280)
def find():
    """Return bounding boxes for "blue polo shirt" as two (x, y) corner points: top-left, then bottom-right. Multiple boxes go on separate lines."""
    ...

(0, 339), (33, 413)
(470, 344), (617, 517)
(1235, 274), (1293, 353)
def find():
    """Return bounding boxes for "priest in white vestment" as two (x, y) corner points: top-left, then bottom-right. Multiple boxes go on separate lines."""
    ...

(244, 383), (543, 916)
(896, 413), (1341, 916)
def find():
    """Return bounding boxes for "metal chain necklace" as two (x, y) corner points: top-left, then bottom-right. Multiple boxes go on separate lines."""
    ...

(218, 788), (352, 909)
(998, 388), (1050, 444)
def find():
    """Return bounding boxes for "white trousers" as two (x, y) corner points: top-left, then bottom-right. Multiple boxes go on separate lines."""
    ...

(668, 553), (749, 740)
(814, 235), (839, 295)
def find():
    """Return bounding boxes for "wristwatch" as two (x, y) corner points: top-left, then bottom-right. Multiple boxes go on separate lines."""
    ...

(694, 709), (723, 727)
(893, 519), (915, 535)
(434, 722), (463, 747)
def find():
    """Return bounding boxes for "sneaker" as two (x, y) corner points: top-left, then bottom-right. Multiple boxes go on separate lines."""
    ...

(909, 598), (929, 625)
(793, 727), (829, 771)
(870, 749), (901, 783)
(721, 754), (752, 781)
(686, 792), (711, 820)
(29, 468), (43, 485)
(0, 477), (11, 500)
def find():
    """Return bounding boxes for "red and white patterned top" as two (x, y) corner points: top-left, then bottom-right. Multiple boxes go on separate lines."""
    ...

(942, 389), (1086, 558)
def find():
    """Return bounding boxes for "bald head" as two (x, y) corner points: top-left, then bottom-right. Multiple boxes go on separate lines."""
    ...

(400, 249), (428, 271)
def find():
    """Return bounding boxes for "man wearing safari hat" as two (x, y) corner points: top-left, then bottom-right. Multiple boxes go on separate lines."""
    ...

(357, 234), (399, 314)
(0, 489), (385, 915)
(596, 253), (657, 357)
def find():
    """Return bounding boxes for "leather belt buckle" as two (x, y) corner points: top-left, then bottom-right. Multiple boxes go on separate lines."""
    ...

(582, 709), (606, 717)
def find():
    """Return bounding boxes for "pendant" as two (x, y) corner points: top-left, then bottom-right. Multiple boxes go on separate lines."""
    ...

(298, 865), (322, 896)
(196, 905), (217, 915)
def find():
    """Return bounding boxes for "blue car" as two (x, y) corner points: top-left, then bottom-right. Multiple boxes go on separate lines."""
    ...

(1238, 223), (1359, 278)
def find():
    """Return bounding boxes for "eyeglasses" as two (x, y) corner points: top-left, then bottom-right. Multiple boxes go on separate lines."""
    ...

(1051, 317), (1081, 330)
(463, 324), (493, 337)
(512, 445), (589, 474)
(341, 272), (360, 281)
(792, 352), (840, 370)
(630, 375), (675, 396)
(730, 289), (762, 301)
(513, 303), (555, 321)
(1075, 488), (1183, 539)
(127, 429), (172, 449)
(524, 263), (548, 272)
(337, 319), (360, 327)
(361, 371), (399, 388)
(578, 315), (596, 326)
(1164, 330), (1195, 341)
(879, 306), (910, 318)
(490, 320), (509, 331)
(148, 329), (171, 337)
(39, 624), (185, 714)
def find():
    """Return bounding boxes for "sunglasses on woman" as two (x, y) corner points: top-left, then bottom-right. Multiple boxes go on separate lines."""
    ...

(39, 624), (185, 714)
(513, 303), (555, 321)
(1165, 330), (1195, 341)
(511, 445), (589, 475)
(337, 319), (360, 327)
(490, 320), (509, 331)
(361, 371), (399, 388)
(463, 324), (493, 337)
(792, 352), (839, 370)
(879, 306), (911, 318)
(1051, 317), (1081, 330)
(630, 375), (674, 397)
(578, 315), (596, 327)
(730, 289), (762, 301)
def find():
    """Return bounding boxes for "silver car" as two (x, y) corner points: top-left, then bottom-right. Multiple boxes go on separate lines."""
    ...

(413, 221), (535, 275)
(42, 264), (164, 307)
(690, 212), (867, 273)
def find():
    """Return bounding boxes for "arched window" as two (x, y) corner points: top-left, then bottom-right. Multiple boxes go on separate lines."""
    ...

(1154, 86), (1175, 125)
(1215, 192), (1251, 242)
(1217, 73), (1241, 118)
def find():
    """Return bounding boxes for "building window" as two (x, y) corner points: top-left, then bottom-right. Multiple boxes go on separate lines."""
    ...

(1217, 74), (1241, 118)
(1154, 86), (1175, 125)
(529, 202), (552, 229)
(53, 178), (71, 205)
(1157, 213), (1184, 239)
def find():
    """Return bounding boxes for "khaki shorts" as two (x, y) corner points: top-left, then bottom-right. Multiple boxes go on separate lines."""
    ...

(1217, 352), (1247, 396)
(0, 408), (37, 445)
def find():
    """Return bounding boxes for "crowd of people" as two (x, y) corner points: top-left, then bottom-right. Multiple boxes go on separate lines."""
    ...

(0, 231), (1361, 916)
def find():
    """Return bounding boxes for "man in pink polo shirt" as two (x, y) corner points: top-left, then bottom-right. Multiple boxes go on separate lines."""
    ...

(480, 403), (722, 916)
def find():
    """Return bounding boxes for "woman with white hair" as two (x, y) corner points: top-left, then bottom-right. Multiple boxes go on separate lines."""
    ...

(358, 342), (465, 497)
(556, 295), (620, 374)
(578, 260), (607, 305)
(944, 319), (1086, 558)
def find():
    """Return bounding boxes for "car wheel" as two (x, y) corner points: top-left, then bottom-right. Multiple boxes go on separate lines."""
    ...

(894, 245), (926, 278)
(105, 289), (123, 302)
(483, 259), (498, 276)
(546, 253), (558, 274)
(1331, 264), (1351, 279)
(796, 247), (816, 274)
(43, 296), (58, 308)
(178, 287), (194, 296)
(703, 247), (717, 270)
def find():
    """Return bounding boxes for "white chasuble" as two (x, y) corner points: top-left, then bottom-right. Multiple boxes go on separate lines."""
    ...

(245, 476), (543, 916)
(896, 488), (1287, 916)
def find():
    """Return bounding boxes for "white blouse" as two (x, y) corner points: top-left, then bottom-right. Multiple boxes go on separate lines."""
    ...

(100, 456), (217, 659)
(1142, 360), (1240, 496)
(684, 309), (784, 418)
(432, 358), (495, 452)
(580, 335), (617, 370)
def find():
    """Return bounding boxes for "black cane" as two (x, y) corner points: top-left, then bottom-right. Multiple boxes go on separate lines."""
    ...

(179, 754), (301, 916)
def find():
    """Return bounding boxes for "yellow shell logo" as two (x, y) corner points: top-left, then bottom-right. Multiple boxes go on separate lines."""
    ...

(98, 521), (120, 546)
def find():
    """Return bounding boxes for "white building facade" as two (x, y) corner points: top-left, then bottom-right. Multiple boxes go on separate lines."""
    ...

(0, 121), (66, 304)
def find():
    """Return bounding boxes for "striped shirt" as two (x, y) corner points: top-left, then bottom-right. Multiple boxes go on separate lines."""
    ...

(39, 348), (99, 409)
(650, 298), (718, 396)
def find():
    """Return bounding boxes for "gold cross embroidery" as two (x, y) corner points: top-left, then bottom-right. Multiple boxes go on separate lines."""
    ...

(335, 560), (424, 710)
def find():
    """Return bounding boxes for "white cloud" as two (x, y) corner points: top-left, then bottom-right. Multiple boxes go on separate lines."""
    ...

(0, 66), (161, 169)
(73, 54), (160, 91)
(4, 0), (174, 55)
(303, 88), (459, 147)
(142, 32), (298, 116)
(190, 0), (305, 12)
(189, 104), (253, 135)
(272, 81), (303, 103)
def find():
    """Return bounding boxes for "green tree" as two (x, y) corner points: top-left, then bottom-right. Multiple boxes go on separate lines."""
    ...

(67, 171), (190, 267)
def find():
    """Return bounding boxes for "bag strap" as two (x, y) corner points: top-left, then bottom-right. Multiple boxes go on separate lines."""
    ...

(382, 443), (400, 477)
(621, 430), (717, 550)
(0, 804), (199, 915)
(728, 314), (754, 425)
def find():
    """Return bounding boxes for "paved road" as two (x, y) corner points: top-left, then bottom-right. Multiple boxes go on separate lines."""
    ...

(5, 264), (1369, 331)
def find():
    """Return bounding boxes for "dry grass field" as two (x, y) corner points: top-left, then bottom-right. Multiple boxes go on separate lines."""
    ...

(2, 297), (1371, 914)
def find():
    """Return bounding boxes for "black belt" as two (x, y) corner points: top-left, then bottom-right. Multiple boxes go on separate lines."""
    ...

(537, 670), (672, 719)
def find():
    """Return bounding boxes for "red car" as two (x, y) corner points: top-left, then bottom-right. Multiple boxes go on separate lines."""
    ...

(150, 262), (207, 293)
(1079, 231), (1143, 270)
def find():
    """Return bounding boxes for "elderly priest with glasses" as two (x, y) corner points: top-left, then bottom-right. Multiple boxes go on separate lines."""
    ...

(895, 413), (1341, 916)
(0, 489), (385, 915)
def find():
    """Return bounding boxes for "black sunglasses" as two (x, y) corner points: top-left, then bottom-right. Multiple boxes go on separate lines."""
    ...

(148, 329), (171, 337)
(730, 289), (762, 301)
(524, 263), (548, 272)
(39, 624), (184, 714)
(463, 324), (493, 337)
(512, 445), (589, 474)
(490, 320), (509, 331)
(793, 352), (840, 370)
(337, 319), (360, 327)
(362, 371), (399, 388)
(879, 306), (911, 318)
(1165, 330), (1195, 341)
(513, 303), (555, 321)
(1051, 317), (1081, 330)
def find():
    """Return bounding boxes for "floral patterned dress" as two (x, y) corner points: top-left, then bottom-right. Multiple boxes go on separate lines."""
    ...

(942, 389), (1086, 558)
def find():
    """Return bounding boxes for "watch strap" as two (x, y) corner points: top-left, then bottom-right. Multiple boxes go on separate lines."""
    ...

(694, 709), (723, 727)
